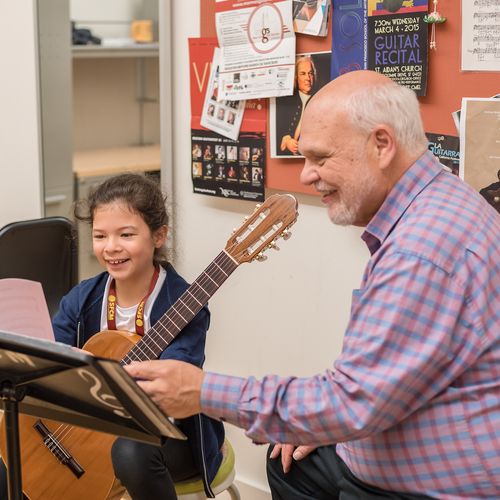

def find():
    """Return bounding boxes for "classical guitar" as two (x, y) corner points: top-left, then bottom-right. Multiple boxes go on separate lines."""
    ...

(0, 193), (298, 500)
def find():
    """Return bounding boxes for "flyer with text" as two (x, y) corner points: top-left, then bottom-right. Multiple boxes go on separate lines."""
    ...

(215, 0), (296, 100)
(367, 0), (428, 96)
(426, 132), (460, 176)
(200, 48), (246, 141)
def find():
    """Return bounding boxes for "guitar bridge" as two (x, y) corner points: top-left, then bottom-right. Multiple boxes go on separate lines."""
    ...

(33, 420), (85, 478)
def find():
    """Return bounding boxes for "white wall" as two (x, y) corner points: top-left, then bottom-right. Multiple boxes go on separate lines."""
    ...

(0, 0), (43, 227)
(169, 1), (369, 494)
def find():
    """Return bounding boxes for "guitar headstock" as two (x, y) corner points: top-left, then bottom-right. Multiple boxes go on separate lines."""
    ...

(224, 194), (298, 264)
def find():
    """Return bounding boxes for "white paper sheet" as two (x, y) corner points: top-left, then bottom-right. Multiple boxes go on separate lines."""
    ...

(215, 0), (296, 100)
(461, 0), (500, 71)
(200, 48), (246, 140)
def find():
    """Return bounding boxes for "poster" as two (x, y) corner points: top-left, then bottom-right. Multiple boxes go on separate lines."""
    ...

(189, 38), (267, 201)
(367, 0), (428, 96)
(426, 132), (460, 176)
(270, 51), (331, 158)
(459, 98), (500, 213)
(200, 48), (245, 140)
(292, 0), (331, 36)
(191, 130), (265, 200)
(452, 93), (500, 134)
(330, 0), (367, 79)
(215, 0), (296, 100)
(461, 0), (500, 72)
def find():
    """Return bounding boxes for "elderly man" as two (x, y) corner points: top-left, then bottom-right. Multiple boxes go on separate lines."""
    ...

(126, 71), (500, 499)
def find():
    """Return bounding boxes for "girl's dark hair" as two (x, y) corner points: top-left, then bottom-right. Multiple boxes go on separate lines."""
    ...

(74, 173), (169, 264)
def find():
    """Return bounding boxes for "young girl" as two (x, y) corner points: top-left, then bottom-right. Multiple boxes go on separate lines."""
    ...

(53, 173), (224, 499)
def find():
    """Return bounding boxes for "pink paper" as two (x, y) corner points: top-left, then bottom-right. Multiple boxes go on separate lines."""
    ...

(0, 279), (54, 341)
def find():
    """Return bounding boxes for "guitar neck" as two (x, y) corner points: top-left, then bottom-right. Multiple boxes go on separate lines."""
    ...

(121, 250), (239, 363)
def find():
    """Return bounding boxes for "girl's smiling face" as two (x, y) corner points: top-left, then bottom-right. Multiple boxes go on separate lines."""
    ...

(92, 201), (166, 286)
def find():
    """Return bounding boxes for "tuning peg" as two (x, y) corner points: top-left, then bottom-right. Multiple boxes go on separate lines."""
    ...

(268, 241), (280, 251)
(255, 252), (267, 262)
(281, 229), (292, 240)
(254, 204), (262, 212)
(243, 216), (249, 221)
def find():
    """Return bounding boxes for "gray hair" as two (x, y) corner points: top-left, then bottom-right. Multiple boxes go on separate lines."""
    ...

(341, 80), (428, 152)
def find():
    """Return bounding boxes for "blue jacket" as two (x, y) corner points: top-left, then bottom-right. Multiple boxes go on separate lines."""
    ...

(52, 263), (225, 497)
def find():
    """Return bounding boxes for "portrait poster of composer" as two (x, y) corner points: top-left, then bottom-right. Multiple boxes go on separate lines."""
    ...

(367, 0), (429, 96)
(270, 51), (331, 158)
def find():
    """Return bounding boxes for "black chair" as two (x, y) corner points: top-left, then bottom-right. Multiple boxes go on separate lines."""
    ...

(0, 217), (78, 318)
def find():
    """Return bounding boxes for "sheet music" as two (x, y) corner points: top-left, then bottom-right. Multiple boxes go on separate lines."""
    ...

(462, 0), (500, 71)
(0, 278), (54, 341)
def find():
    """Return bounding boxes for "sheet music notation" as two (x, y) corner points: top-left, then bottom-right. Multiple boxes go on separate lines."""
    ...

(463, 0), (500, 68)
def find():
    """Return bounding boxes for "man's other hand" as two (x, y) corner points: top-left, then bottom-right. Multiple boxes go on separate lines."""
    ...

(269, 443), (317, 473)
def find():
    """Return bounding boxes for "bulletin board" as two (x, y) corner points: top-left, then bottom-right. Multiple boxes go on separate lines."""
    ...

(200, 1), (500, 196)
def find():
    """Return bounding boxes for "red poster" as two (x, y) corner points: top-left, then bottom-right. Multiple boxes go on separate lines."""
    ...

(189, 38), (267, 201)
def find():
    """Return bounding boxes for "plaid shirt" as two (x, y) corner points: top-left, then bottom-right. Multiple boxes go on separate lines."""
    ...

(201, 151), (500, 499)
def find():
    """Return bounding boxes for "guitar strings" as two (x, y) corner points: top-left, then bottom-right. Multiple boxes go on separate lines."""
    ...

(123, 251), (238, 364)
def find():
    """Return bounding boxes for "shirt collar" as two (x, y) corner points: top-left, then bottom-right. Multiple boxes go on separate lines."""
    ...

(298, 90), (312, 105)
(362, 150), (442, 255)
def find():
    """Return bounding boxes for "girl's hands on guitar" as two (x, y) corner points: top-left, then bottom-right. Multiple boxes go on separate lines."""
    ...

(269, 443), (317, 473)
(125, 359), (204, 418)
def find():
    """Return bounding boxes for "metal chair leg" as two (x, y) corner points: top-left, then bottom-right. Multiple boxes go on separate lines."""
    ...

(227, 483), (241, 500)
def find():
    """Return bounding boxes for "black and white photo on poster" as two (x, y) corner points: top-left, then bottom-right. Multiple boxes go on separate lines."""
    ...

(270, 51), (331, 158)
(191, 129), (265, 201)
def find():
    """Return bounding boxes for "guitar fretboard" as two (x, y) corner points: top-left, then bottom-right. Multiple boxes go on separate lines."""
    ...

(121, 250), (238, 364)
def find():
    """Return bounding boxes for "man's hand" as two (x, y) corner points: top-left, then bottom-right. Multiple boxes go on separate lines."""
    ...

(125, 359), (204, 418)
(269, 443), (317, 473)
(280, 135), (299, 155)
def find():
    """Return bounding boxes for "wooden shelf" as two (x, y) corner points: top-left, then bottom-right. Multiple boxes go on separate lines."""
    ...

(73, 144), (160, 178)
(72, 43), (159, 59)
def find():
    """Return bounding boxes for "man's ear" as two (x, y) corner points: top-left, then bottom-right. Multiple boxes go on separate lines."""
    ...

(371, 125), (396, 170)
(154, 225), (168, 248)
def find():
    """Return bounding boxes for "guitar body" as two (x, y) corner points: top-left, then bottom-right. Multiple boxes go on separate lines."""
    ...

(0, 330), (141, 500)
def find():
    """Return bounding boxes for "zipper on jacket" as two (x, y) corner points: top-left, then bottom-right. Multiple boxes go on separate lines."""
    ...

(76, 321), (82, 349)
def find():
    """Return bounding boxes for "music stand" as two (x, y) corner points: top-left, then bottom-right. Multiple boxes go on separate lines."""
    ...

(0, 330), (184, 500)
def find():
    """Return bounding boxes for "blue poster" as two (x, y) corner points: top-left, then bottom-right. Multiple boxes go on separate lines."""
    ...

(331, 0), (368, 79)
